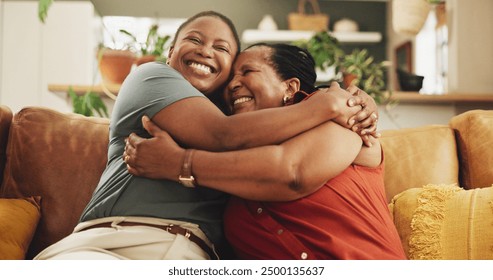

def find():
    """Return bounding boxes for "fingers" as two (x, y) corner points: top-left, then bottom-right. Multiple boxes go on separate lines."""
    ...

(361, 135), (372, 147)
(123, 142), (140, 175)
(351, 113), (379, 135)
(126, 164), (139, 176)
(123, 135), (138, 163)
(142, 115), (162, 137)
(347, 95), (364, 107)
(346, 85), (359, 95)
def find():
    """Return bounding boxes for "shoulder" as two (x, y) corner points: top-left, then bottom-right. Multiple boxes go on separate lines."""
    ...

(131, 62), (183, 80)
(118, 62), (202, 99)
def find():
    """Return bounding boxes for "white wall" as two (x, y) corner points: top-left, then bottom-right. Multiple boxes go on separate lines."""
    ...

(0, 1), (4, 101)
(378, 103), (455, 131)
(447, 0), (493, 93)
(0, 0), (98, 114)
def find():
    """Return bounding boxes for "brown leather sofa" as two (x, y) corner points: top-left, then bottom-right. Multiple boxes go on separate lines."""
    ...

(0, 105), (492, 260)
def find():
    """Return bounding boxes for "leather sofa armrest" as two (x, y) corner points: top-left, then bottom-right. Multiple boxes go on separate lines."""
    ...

(1, 106), (109, 258)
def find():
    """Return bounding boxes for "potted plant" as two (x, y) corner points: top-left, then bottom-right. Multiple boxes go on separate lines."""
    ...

(97, 46), (136, 87)
(297, 31), (392, 105)
(120, 24), (171, 66)
(338, 49), (391, 105)
(294, 31), (344, 82)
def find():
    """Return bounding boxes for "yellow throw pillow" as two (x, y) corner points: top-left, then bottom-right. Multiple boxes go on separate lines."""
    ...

(0, 197), (41, 260)
(390, 184), (493, 260)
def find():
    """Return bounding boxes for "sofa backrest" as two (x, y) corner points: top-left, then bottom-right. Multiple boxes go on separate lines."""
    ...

(0, 105), (13, 185)
(380, 125), (460, 202)
(0, 107), (110, 259)
(450, 110), (493, 189)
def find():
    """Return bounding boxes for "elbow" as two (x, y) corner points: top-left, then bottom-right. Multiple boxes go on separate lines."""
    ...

(279, 158), (311, 201)
(285, 163), (327, 201)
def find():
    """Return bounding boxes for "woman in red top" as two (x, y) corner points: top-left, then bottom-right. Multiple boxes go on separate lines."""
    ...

(220, 43), (404, 260)
(124, 43), (405, 260)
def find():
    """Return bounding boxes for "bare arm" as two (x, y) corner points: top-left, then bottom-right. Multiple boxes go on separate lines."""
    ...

(192, 122), (363, 201)
(125, 116), (363, 201)
(151, 87), (356, 152)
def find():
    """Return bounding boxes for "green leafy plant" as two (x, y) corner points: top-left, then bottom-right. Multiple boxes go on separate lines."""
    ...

(68, 87), (109, 118)
(297, 31), (392, 105)
(38, 0), (53, 23)
(294, 32), (344, 71)
(339, 49), (391, 104)
(120, 24), (171, 63)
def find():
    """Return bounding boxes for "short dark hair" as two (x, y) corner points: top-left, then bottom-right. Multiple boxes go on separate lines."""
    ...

(171, 11), (241, 55)
(245, 43), (317, 94)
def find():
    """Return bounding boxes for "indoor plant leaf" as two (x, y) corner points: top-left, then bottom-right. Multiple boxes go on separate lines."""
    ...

(38, 0), (53, 23)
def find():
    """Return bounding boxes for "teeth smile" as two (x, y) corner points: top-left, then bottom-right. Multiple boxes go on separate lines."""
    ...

(188, 62), (212, 74)
(234, 97), (253, 105)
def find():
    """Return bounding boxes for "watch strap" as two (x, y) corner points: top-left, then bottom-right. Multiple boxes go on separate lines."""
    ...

(178, 149), (197, 188)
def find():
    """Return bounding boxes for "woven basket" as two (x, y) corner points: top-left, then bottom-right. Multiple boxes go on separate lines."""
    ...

(288, 0), (329, 31)
(392, 0), (431, 35)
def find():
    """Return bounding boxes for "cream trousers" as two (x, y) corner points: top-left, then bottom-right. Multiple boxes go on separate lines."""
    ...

(34, 216), (217, 260)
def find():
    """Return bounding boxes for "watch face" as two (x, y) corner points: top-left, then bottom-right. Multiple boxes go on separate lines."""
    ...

(179, 176), (196, 188)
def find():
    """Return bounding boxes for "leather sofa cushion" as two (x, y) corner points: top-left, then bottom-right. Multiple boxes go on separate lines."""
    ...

(380, 125), (459, 202)
(449, 110), (493, 189)
(0, 107), (109, 259)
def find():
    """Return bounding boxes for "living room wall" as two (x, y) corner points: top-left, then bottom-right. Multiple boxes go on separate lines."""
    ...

(92, 0), (388, 62)
(1, 0), (492, 130)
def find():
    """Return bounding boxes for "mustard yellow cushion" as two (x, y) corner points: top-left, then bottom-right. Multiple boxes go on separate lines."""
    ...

(449, 110), (493, 189)
(389, 184), (493, 260)
(0, 197), (41, 260)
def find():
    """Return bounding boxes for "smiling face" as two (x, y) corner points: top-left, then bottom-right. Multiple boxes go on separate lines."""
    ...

(224, 46), (290, 114)
(167, 16), (238, 96)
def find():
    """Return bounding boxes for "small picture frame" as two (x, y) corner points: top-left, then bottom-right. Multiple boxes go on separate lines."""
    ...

(395, 41), (412, 73)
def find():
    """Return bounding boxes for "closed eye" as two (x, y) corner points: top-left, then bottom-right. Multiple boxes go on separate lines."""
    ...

(186, 36), (201, 44)
(215, 45), (230, 53)
(243, 69), (252, 75)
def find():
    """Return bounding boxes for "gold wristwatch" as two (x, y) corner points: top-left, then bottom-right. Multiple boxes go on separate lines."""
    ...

(178, 149), (197, 188)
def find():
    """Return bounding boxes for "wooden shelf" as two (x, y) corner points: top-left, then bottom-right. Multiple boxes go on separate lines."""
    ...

(390, 92), (493, 104)
(48, 84), (120, 99)
(242, 29), (382, 44)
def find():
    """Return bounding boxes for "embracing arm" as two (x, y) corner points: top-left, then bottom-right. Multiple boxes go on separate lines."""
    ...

(192, 122), (363, 201)
(151, 85), (372, 152)
(125, 116), (363, 201)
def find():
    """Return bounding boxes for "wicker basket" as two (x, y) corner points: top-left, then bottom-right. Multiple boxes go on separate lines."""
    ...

(392, 0), (431, 35)
(288, 0), (329, 31)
